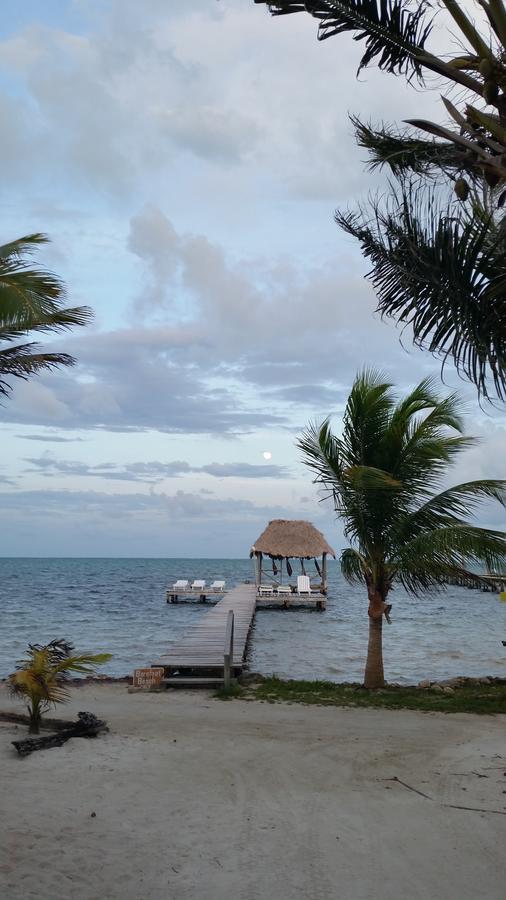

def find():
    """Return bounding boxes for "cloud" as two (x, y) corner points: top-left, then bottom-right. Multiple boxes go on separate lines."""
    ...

(0, 1), (443, 208)
(16, 433), (86, 443)
(23, 455), (291, 483)
(2, 206), (499, 440)
(262, 384), (345, 408)
(4, 341), (287, 434)
(199, 462), (289, 479)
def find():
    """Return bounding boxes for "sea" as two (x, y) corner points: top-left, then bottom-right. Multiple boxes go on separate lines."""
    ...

(1, 558), (505, 684)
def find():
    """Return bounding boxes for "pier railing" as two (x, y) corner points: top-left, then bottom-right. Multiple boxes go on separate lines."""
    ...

(223, 610), (234, 688)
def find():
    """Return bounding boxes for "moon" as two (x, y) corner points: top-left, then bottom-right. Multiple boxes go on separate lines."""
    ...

(262, 451), (272, 461)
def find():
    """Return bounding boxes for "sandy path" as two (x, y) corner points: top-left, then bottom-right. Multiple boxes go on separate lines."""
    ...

(1, 684), (505, 900)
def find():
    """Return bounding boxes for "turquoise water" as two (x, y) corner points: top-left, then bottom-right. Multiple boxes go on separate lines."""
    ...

(1, 558), (505, 683)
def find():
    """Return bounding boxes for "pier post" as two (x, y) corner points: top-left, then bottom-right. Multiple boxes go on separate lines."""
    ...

(224, 610), (234, 689)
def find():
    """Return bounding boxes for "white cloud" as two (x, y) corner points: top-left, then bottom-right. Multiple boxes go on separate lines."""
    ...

(23, 455), (291, 482)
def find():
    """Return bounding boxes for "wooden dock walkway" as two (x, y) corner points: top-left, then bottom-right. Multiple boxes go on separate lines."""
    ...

(153, 583), (257, 687)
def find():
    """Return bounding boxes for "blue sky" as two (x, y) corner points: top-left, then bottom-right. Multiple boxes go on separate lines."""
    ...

(1, 0), (504, 557)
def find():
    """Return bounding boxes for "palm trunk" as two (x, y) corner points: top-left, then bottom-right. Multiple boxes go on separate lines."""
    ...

(364, 588), (387, 689)
(29, 700), (41, 734)
(364, 614), (384, 688)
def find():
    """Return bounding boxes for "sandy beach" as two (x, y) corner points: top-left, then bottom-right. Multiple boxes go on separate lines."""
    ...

(1, 683), (505, 900)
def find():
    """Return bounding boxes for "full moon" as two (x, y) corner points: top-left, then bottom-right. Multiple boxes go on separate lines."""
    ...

(263, 451), (272, 461)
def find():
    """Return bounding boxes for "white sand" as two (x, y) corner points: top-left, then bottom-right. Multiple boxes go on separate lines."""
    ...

(1, 684), (505, 900)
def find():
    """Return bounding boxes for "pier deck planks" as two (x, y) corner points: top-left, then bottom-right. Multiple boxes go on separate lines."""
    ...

(154, 583), (257, 673)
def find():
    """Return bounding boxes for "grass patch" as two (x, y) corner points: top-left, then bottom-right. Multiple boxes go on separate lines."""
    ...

(244, 677), (506, 714)
(214, 682), (244, 701)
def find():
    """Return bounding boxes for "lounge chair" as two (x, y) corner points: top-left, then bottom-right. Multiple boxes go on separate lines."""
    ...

(258, 584), (274, 595)
(210, 580), (225, 592)
(297, 575), (312, 596)
(172, 579), (189, 591)
(191, 579), (206, 592)
(276, 584), (292, 596)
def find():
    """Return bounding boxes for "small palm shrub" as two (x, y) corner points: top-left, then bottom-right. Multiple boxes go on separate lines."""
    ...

(8, 639), (112, 733)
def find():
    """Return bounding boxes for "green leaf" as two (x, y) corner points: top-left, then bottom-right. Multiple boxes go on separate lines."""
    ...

(255, 1), (435, 79)
(0, 234), (93, 396)
(336, 185), (506, 400)
(352, 116), (466, 177)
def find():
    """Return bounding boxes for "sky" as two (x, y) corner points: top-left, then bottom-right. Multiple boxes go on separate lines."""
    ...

(1, 0), (505, 557)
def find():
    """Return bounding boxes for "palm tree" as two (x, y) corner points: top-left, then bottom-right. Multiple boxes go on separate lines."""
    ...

(8, 639), (112, 733)
(298, 372), (506, 688)
(255, 1), (506, 399)
(0, 234), (92, 397)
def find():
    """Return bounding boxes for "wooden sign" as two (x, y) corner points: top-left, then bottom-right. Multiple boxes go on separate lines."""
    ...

(132, 667), (164, 689)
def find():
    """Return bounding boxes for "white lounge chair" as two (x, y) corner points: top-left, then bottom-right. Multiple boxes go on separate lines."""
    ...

(191, 579), (206, 592)
(172, 579), (189, 591)
(210, 580), (225, 592)
(258, 584), (274, 596)
(297, 575), (312, 596)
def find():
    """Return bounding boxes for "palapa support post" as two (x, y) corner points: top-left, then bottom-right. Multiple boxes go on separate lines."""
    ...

(254, 553), (261, 590)
(322, 552), (328, 595)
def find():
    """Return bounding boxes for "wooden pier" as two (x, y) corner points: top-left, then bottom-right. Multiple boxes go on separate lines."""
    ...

(165, 589), (226, 604)
(153, 583), (257, 687)
(442, 573), (506, 592)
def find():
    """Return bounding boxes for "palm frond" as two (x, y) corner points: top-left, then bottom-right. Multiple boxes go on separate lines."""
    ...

(442, 0), (494, 61)
(344, 464), (401, 490)
(336, 185), (506, 400)
(393, 523), (506, 591)
(297, 418), (345, 485)
(352, 116), (472, 177)
(53, 652), (113, 676)
(0, 306), (92, 342)
(8, 640), (112, 727)
(415, 479), (506, 521)
(0, 233), (50, 260)
(341, 547), (370, 583)
(255, 1), (435, 78)
(0, 234), (93, 397)
(341, 368), (393, 465)
(0, 344), (76, 397)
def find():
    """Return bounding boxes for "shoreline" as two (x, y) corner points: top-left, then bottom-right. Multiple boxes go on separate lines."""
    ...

(2, 673), (505, 715)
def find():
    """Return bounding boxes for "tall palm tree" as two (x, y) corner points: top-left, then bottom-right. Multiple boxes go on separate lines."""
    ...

(298, 372), (506, 688)
(0, 234), (92, 397)
(255, 1), (506, 399)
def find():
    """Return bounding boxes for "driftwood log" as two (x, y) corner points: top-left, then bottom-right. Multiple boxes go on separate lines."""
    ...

(11, 712), (108, 757)
(0, 711), (79, 731)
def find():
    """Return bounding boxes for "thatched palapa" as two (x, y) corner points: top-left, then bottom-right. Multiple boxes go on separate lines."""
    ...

(250, 519), (335, 595)
(250, 519), (335, 560)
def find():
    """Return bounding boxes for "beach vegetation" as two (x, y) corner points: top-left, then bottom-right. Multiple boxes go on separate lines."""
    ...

(215, 682), (244, 700)
(8, 639), (112, 734)
(255, 1), (506, 400)
(0, 233), (92, 398)
(298, 371), (506, 689)
(248, 677), (506, 715)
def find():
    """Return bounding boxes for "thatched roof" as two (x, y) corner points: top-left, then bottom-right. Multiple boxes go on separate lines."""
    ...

(250, 519), (336, 559)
